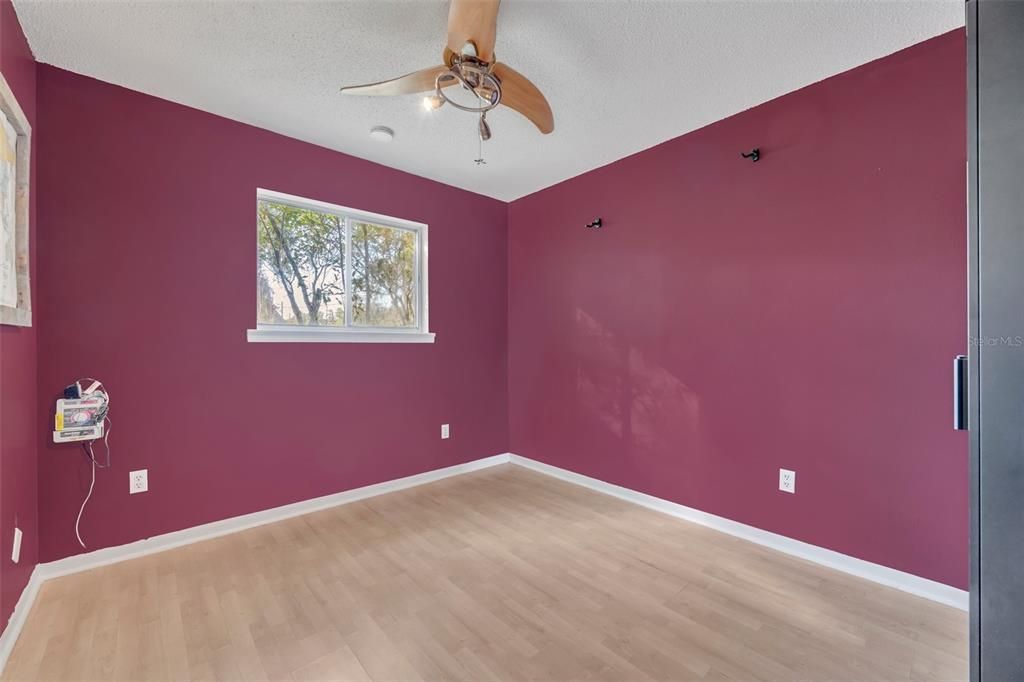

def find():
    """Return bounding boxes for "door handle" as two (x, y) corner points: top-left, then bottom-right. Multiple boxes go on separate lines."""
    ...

(954, 354), (967, 431)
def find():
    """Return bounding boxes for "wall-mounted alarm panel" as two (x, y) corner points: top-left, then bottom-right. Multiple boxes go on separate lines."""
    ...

(53, 397), (106, 443)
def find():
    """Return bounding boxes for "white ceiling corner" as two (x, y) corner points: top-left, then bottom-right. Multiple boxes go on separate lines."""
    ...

(14, 0), (963, 201)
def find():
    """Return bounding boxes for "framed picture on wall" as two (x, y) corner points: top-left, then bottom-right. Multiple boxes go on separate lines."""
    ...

(0, 72), (31, 327)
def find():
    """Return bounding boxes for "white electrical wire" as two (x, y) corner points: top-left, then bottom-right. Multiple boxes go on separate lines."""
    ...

(75, 455), (96, 549)
(72, 378), (110, 549)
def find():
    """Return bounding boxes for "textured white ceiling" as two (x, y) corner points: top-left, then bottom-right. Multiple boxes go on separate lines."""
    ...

(15, 0), (962, 201)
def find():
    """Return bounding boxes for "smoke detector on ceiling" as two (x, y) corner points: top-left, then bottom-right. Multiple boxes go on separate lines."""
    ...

(369, 126), (395, 142)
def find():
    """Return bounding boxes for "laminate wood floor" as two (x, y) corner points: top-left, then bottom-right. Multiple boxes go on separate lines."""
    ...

(3, 464), (967, 681)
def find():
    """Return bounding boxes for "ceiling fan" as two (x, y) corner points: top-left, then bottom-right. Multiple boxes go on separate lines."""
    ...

(340, 0), (554, 151)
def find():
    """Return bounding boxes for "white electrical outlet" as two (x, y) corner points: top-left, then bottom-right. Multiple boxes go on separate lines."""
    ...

(130, 469), (148, 494)
(441, 424), (450, 439)
(11, 527), (22, 564)
(779, 468), (796, 494)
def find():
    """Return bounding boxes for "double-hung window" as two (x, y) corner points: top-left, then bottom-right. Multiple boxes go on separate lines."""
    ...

(247, 189), (433, 343)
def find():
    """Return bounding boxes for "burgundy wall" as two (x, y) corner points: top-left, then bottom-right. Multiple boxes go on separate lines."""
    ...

(35, 66), (508, 562)
(20, 27), (968, 592)
(0, 0), (36, 629)
(508, 31), (968, 589)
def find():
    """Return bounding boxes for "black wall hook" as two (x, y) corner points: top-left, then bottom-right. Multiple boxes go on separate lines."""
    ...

(586, 218), (603, 229)
(741, 148), (761, 163)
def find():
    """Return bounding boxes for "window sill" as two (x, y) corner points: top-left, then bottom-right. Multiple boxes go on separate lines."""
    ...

(247, 328), (436, 344)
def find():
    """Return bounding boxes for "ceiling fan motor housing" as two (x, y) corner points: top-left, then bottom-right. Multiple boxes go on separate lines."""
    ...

(434, 57), (503, 114)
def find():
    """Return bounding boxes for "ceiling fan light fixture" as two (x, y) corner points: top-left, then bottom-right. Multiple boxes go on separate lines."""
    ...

(422, 93), (445, 111)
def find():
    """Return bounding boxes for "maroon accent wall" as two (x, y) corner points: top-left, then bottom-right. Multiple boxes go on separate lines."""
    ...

(0, 0), (37, 629)
(35, 66), (509, 562)
(508, 31), (968, 589)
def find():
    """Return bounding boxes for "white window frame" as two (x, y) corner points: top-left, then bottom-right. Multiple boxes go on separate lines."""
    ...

(247, 188), (433, 344)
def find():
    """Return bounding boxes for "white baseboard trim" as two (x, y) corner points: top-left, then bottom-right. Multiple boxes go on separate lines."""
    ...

(39, 453), (511, 581)
(0, 448), (967, 676)
(509, 454), (968, 611)
(0, 454), (511, 676)
(0, 567), (43, 675)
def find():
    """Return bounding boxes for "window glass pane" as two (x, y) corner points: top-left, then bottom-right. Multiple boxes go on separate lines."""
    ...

(350, 222), (417, 328)
(257, 200), (346, 326)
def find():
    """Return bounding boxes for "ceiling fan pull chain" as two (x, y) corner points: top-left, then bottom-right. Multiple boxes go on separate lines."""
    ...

(478, 112), (492, 142)
(475, 126), (487, 166)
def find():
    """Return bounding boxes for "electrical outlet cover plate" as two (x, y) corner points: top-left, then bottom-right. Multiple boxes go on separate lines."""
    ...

(779, 468), (796, 494)
(11, 527), (22, 563)
(441, 424), (450, 439)
(130, 469), (148, 494)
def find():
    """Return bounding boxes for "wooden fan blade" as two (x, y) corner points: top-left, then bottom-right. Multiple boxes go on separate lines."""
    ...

(493, 63), (554, 134)
(341, 66), (453, 96)
(447, 0), (500, 63)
